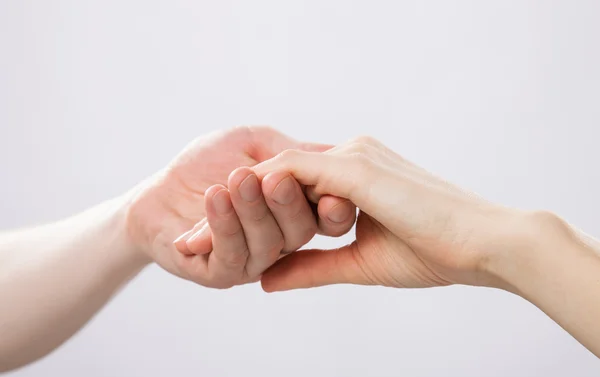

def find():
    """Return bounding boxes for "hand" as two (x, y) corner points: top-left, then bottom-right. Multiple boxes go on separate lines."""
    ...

(252, 136), (533, 291)
(125, 126), (356, 288)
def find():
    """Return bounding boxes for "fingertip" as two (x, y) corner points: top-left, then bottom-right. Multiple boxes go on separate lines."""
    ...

(324, 198), (356, 224)
(173, 228), (195, 255)
(260, 278), (277, 293)
(205, 184), (228, 201)
(228, 166), (254, 188)
(185, 222), (213, 255)
(260, 251), (315, 292)
(205, 185), (233, 216)
(261, 171), (288, 196)
(317, 196), (357, 237)
(262, 171), (303, 207)
(261, 267), (284, 293)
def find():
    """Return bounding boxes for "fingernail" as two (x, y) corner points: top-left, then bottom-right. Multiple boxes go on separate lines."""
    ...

(212, 190), (232, 214)
(186, 222), (210, 246)
(173, 228), (194, 244)
(270, 177), (296, 205)
(238, 174), (261, 202)
(327, 201), (354, 223)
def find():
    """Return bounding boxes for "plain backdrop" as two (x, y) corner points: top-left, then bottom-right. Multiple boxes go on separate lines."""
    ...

(1, 1), (599, 376)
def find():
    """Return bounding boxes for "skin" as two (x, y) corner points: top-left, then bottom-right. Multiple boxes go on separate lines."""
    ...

(0, 126), (356, 372)
(244, 135), (600, 357)
(2, 129), (599, 371)
(127, 125), (356, 288)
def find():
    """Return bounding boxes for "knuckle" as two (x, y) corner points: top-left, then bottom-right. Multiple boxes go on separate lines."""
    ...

(250, 206), (271, 222)
(346, 142), (370, 156)
(350, 135), (379, 147)
(286, 202), (307, 221)
(336, 153), (375, 201)
(526, 210), (569, 236)
(218, 221), (243, 237)
(229, 125), (253, 138)
(229, 125), (277, 145)
(246, 125), (280, 146)
(347, 152), (374, 170)
(246, 125), (275, 135)
(277, 149), (301, 162)
(223, 228), (242, 239)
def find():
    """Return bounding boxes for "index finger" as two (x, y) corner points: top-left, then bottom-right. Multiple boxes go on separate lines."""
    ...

(252, 150), (373, 209)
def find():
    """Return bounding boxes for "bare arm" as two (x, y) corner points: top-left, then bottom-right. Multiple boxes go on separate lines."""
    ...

(0, 126), (353, 372)
(0, 195), (148, 372)
(488, 216), (600, 356)
(253, 136), (600, 357)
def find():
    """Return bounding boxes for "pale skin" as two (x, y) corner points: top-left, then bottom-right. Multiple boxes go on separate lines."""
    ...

(248, 135), (600, 358)
(0, 126), (356, 372)
(1, 129), (599, 372)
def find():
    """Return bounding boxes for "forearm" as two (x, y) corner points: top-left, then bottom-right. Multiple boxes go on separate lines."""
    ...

(0, 195), (149, 371)
(489, 211), (600, 357)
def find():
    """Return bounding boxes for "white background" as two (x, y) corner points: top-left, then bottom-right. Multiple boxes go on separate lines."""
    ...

(1, 1), (599, 375)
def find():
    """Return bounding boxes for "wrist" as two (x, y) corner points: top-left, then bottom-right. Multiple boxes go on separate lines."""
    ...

(105, 192), (153, 271)
(111, 192), (152, 268)
(482, 209), (575, 294)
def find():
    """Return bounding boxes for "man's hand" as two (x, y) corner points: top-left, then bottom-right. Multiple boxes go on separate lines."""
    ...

(0, 126), (356, 371)
(125, 126), (356, 288)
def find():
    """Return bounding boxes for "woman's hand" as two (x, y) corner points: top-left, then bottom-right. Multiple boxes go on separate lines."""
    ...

(252, 136), (533, 291)
(253, 135), (600, 358)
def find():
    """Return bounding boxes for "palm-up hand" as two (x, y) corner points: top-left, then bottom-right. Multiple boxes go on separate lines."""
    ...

(125, 126), (356, 288)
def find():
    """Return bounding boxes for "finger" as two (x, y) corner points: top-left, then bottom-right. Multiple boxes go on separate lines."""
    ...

(228, 167), (285, 278)
(297, 162), (356, 237)
(316, 195), (357, 237)
(205, 185), (249, 287)
(305, 185), (321, 203)
(173, 228), (196, 255)
(262, 171), (318, 252)
(245, 125), (334, 161)
(253, 150), (378, 210)
(260, 244), (373, 292)
(185, 218), (213, 255)
(173, 218), (209, 255)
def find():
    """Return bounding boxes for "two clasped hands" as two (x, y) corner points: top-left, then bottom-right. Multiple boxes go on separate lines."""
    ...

(127, 126), (600, 358)
(129, 125), (500, 292)
(2, 125), (600, 372)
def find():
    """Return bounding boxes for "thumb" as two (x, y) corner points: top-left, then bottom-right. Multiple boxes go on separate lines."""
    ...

(260, 244), (373, 292)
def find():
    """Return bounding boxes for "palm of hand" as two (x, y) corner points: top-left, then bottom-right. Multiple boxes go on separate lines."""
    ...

(351, 212), (451, 288)
(126, 127), (269, 279)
